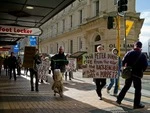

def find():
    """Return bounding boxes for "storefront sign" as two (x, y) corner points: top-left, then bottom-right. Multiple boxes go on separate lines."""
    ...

(0, 25), (42, 36)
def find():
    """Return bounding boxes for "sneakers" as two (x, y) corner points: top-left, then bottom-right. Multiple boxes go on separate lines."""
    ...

(134, 103), (145, 109)
(116, 100), (121, 105)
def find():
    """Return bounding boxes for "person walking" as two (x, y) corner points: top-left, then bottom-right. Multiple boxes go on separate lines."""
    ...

(52, 46), (69, 78)
(8, 52), (17, 81)
(3, 56), (9, 76)
(107, 57), (122, 96)
(95, 45), (106, 100)
(29, 49), (41, 92)
(17, 56), (22, 76)
(116, 41), (148, 109)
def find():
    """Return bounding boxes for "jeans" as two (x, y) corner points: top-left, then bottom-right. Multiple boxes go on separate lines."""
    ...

(107, 78), (119, 94)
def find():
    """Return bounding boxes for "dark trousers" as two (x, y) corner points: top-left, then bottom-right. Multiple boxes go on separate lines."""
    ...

(117, 76), (142, 106)
(9, 67), (16, 80)
(95, 78), (106, 97)
(17, 66), (21, 75)
(30, 69), (39, 91)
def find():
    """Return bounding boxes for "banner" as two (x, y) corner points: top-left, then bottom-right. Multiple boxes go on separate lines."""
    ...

(82, 52), (118, 78)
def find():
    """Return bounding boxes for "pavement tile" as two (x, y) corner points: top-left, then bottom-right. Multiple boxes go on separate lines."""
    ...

(0, 69), (150, 113)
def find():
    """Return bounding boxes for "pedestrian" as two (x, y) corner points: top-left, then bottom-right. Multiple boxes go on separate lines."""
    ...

(65, 54), (72, 81)
(52, 46), (69, 78)
(107, 57), (122, 96)
(29, 49), (41, 92)
(116, 41), (148, 109)
(3, 56), (8, 76)
(95, 45), (106, 100)
(0, 55), (4, 76)
(17, 56), (22, 76)
(7, 52), (17, 81)
(51, 46), (68, 97)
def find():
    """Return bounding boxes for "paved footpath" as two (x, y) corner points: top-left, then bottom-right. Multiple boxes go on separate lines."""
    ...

(0, 69), (150, 113)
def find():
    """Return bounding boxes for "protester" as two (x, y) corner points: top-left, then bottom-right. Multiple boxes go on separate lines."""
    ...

(116, 41), (148, 109)
(107, 57), (122, 96)
(29, 49), (41, 92)
(95, 45), (106, 100)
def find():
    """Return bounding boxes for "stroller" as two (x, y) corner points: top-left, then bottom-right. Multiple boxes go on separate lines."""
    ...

(51, 69), (63, 97)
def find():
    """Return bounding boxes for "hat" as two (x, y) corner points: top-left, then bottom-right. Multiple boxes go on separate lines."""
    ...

(134, 41), (142, 48)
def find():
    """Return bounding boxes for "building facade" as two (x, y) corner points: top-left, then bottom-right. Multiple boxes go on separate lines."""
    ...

(39, 0), (143, 57)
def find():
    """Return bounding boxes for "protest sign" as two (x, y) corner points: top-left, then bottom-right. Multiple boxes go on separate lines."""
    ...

(38, 59), (50, 80)
(82, 52), (118, 78)
(22, 46), (36, 68)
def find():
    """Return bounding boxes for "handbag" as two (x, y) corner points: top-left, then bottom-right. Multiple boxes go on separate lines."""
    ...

(122, 53), (142, 79)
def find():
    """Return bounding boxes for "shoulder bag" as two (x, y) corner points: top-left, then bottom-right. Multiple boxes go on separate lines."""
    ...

(122, 53), (142, 79)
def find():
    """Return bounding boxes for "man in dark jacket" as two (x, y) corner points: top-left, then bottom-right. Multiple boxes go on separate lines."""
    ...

(8, 52), (17, 80)
(52, 46), (68, 77)
(116, 41), (148, 109)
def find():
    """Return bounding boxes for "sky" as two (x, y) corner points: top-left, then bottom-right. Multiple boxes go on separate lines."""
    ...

(136, 0), (150, 52)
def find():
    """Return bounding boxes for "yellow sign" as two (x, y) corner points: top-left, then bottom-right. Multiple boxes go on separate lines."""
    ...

(126, 20), (134, 36)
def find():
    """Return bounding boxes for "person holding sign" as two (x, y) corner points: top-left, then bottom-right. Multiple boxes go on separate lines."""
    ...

(29, 49), (41, 92)
(116, 41), (148, 109)
(107, 48), (121, 96)
(95, 45), (106, 100)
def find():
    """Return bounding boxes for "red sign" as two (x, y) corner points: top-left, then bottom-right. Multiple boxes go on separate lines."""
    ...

(0, 25), (42, 36)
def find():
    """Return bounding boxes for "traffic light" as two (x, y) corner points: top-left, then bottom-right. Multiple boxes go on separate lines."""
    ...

(118, 0), (128, 13)
(107, 16), (114, 29)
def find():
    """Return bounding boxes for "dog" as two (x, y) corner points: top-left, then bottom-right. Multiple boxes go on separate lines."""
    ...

(51, 69), (63, 97)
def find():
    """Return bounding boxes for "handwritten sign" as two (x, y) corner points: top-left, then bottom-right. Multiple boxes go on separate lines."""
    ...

(38, 59), (50, 80)
(22, 46), (36, 68)
(82, 52), (118, 78)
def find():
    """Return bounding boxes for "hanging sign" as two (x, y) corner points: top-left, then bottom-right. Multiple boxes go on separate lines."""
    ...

(0, 25), (42, 36)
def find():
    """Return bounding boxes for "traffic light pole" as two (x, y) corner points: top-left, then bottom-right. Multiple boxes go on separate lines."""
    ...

(117, 15), (120, 57)
(124, 13), (127, 53)
(117, 14), (121, 90)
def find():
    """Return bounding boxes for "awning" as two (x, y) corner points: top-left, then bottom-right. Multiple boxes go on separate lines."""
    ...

(70, 51), (87, 58)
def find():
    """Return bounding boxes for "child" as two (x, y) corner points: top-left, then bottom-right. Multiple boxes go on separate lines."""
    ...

(51, 69), (63, 97)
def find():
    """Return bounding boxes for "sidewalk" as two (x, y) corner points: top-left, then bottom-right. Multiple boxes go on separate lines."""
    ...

(0, 69), (150, 113)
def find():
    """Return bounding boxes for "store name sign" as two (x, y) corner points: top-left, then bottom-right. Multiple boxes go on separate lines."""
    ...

(0, 25), (42, 36)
